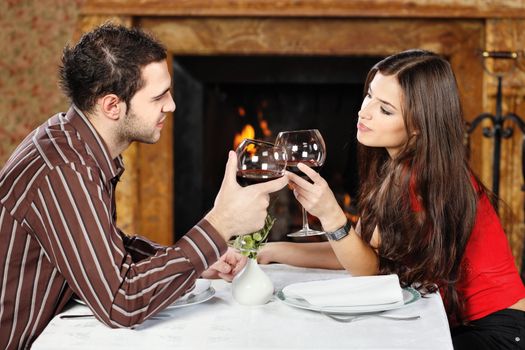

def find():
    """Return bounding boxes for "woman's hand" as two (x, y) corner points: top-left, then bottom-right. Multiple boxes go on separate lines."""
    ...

(201, 247), (247, 281)
(287, 163), (346, 232)
(257, 243), (276, 265)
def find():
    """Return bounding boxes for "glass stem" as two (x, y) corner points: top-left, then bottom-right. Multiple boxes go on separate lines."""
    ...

(301, 207), (310, 231)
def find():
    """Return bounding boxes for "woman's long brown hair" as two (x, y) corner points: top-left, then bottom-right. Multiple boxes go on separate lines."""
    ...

(357, 49), (479, 324)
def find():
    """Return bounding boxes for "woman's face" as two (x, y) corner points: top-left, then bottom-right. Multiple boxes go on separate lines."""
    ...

(357, 72), (408, 158)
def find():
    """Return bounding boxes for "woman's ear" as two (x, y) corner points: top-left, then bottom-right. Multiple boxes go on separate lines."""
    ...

(99, 94), (123, 121)
(407, 130), (419, 147)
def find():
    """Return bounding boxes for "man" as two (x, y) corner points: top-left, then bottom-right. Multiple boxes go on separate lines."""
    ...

(0, 23), (287, 349)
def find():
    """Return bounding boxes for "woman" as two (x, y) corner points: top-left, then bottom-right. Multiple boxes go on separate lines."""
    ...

(259, 49), (525, 349)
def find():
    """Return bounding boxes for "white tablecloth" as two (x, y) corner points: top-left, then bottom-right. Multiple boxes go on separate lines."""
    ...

(32, 264), (453, 349)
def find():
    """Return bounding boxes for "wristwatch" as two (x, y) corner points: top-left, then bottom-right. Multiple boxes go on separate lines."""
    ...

(325, 220), (353, 241)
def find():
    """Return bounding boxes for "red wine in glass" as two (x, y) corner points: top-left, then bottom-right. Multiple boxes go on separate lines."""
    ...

(235, 138), (287, 187)
(236, 169), (284, 187)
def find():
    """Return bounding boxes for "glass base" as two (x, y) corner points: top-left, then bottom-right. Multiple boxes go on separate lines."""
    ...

(287, 228), (326, 238)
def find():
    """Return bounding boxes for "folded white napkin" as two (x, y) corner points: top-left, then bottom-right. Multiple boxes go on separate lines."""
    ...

(282, 274), (403, 307)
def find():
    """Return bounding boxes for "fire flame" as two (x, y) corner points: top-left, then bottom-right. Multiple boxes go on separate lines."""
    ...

(233, 124), (255, 149)
(259, 119), (272, 137)
(343, 193), (360, 225)
(233, 101), (272, 149)
(343, 194), (351, 208)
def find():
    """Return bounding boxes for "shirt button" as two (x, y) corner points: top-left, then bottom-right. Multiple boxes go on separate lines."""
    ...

(515, 337), (520, 342)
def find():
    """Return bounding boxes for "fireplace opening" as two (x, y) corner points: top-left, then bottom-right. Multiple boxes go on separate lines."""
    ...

(172, 55), (381, 241)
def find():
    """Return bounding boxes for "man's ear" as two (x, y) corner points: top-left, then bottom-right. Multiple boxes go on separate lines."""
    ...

(99, 94), (124, 121)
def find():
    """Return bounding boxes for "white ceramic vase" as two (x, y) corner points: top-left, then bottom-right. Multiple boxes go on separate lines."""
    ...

(232, 258), (274, 305)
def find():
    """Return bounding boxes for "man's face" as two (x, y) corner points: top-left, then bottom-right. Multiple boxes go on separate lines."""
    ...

(119, 60), (176, 144)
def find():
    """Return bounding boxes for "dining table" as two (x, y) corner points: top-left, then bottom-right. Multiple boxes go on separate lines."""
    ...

(32, 264), (453, 349)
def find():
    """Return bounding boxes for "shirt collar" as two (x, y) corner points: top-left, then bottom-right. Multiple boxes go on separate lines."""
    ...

(66, 105), (124, 184)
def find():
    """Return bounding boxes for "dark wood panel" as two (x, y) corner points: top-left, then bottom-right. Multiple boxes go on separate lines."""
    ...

(82, 0), (525, 19)
(140, 17), (483, 56)
(484, 19), (525, 269)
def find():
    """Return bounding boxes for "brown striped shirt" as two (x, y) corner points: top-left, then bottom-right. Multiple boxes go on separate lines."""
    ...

(0, 106), (227, 349)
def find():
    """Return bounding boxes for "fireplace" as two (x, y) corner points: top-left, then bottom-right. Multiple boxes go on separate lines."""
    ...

(75, 4), (499, 246)
(172, 55), (381, 239)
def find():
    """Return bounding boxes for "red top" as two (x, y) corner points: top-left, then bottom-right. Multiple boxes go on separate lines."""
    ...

(456, 192), (525, 321)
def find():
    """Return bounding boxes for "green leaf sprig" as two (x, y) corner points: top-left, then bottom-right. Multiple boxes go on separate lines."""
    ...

(232, 215), (276, 259)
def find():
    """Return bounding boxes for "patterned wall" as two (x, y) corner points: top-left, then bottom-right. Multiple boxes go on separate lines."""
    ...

(0, 0), (84, 166)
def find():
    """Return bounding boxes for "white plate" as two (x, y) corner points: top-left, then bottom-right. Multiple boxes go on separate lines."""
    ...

(73, 279), (215, 309)
(166, 279), (215, 309)
(276, 287), (420, 315)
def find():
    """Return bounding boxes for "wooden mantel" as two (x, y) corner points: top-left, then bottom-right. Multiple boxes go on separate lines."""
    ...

(78, 1), (525, 271)
(81, 0), (525, 19)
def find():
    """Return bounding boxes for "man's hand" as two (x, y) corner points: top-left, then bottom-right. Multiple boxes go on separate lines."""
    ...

(205, 151), (288, 241)
(201, 247), (248, 282)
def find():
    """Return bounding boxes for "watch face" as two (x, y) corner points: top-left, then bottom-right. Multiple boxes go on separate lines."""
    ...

(328, 230), (343, 241)
(327, 221), (352, 241)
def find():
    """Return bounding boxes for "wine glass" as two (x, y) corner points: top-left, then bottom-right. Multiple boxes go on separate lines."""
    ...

(236, 138), (287, 187)
(275, 129), (326, 237)
(234, 138), (287, 253)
